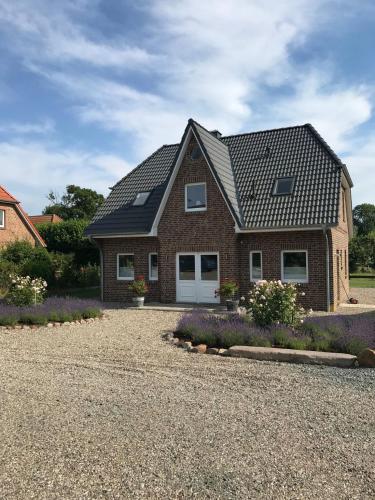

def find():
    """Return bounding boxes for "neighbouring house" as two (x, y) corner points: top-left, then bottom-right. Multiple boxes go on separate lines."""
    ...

(0, 186), (45, 248)
(29, 214), (63, 225)
(86, 119), (353, 311)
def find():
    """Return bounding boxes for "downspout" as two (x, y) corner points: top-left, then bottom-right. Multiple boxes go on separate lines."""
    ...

(323, 226), (330, 312)
(90, 237), (104, 302)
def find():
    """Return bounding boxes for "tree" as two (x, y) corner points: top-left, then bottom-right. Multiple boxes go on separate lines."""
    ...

(353, 203), (375, 235)
(36, 219), (99, 266)
(43, 185), (104, 220)
(349, 232), (375, 272)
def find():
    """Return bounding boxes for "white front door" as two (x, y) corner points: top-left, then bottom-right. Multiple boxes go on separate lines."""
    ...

(176, 253), (220, 303)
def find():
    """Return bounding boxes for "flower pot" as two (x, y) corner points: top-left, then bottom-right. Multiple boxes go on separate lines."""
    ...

(226, 299), (239, 311)
(132, 297), (145, 307)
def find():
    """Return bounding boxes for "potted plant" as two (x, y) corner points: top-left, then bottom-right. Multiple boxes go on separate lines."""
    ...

(215, 279), (239, 311)
(128, 275), (148, 307)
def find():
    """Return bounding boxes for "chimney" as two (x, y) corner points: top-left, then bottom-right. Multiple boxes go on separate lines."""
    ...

(210, 129), (222, 139)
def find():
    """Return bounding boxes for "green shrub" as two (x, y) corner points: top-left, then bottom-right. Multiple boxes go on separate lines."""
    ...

(247, 280), (306, 327)
(249, 335), (272, 348)
(191, 330), (217, 347)
(342, 338), (368, 356)
(81, 307), (101, 319)
(273, 328), (291, 348)
(0, 315), (18, 326)
(5, 276), (47, 306)
(1, 240), (34, 264)
(20, 313), (48, 326)
(0, 260), (20, 292)
(287, 336), (312, 350)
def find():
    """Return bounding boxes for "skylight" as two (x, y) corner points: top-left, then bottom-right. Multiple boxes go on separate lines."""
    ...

(273, 177), (295, 196)
(133, 191), (150, 206)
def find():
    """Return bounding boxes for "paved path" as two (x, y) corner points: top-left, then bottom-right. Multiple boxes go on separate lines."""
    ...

(0, 309), (374, 499)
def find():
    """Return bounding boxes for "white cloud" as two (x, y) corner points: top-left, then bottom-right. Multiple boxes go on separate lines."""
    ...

(0, 0), (153, 68)
(0, 139), (132, 213)
(0, 0), (374, 207)
(258, 73), (372, 152)
(0, 118), (55, 135)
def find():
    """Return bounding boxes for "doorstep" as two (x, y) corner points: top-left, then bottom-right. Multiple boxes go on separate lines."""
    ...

(228, 345), (357, 368)
(125, 302), (229, 313)
(339, 303), (375, 310)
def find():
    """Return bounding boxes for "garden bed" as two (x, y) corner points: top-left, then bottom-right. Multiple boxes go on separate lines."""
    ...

(175, 310), (375, 356)
(0, 297), (103, 327)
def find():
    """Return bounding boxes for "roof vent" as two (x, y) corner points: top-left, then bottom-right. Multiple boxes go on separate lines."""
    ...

(210, 129), (222, 139)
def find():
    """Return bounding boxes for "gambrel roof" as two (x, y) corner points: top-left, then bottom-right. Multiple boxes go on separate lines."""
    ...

(86, 119), (353, 237)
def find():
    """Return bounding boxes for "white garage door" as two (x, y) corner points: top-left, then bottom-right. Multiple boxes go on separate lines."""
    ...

(176, 253), (220, 304)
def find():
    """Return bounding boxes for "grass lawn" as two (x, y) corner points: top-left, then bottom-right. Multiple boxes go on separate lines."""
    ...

(350, 273), (375, 288)
(48, 286), (101, 299)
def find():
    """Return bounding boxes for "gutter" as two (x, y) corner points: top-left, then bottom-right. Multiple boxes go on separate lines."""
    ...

(323, 226), (331, 312)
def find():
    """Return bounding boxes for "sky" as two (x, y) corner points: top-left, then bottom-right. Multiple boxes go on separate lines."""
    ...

(0, 0), (374, 214)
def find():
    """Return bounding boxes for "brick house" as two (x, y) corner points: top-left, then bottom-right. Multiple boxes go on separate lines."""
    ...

(0, 186), (45, 248)
(86, 119), (353, 311)
(29, 214), (63, 225)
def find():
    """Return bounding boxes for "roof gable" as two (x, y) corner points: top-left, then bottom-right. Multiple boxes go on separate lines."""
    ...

(85, 120), (351, 237)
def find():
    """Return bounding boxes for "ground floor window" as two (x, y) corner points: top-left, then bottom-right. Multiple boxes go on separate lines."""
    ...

(0, 209), (4, 228)
(117, 254), (134, 280)
(250, 251), (262, 281)
(281, 250), (308, 283)
(149, 253), (158, 280)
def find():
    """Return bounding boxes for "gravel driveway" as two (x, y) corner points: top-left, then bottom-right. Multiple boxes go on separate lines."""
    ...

(0, 309), (374, 500)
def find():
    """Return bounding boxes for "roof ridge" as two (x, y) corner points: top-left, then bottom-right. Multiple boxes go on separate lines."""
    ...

(222, 123), (307, 139)
(188, 118), (228, 144)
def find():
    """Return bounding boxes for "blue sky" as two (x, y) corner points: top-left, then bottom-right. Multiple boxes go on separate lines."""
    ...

(0, 0), (374, 213)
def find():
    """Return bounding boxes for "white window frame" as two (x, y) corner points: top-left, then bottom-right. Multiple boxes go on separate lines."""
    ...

(0, 209), (4, 228)
(117, 253), (134, 281)
(185, 182), (207, 212)
(250, 251), (262, 282)
(281, 250), (308, 283)
(149, 252), (158, 281)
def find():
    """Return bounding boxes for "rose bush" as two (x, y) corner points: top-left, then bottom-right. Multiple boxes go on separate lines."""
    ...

(5, 275), (47, 307)
(246, 280), (308, 327)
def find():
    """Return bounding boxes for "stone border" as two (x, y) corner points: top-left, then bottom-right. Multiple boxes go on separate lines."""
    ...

(0, 314), (109, 333)
(164, 333), (364, 368)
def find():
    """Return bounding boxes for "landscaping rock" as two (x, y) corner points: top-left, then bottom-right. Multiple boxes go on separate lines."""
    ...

(207, 348), (219, 355)
(47, 323), (53, 328)
(357, 349), (375, 368)
(190, 344), (207, 354)
(181, 341), (192, 350)
(218, 349), (229, 356)
(228, 346), (357, 368)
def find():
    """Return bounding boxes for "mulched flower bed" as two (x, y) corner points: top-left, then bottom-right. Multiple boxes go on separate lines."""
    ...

(0, 297), (103, 327)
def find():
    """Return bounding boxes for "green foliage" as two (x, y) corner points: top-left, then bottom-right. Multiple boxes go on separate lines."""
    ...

(353, 203), (375, 235)
(128, 275), (149, 297)
(19, 313), (48, 326)
(349, 232), (375, 272)
(36, 219), (99, 266)
(0, 315), (17, 326)
(43, 184), (104, 220)
(216, 279), (239, 299)
(247, 280), (306, 327)
(0, 260), (20, 292)
(5, 276), (47, 306)
(1, 240), (35, 264)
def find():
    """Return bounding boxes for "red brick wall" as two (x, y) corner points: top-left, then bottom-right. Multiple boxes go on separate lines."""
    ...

(158, 135), (239, 302)
(97, 136), (349, 312)
(99, 237), (160, 302)
(239, 230), (328, 311)
(0, 203), (37, 248)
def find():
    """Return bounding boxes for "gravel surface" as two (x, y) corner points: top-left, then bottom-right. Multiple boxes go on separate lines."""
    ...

(349, 287), (375, 305)
(0, 309), (374, 499)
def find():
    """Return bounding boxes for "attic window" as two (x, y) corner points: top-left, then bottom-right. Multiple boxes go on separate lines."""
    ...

(273, 177), (295, 196)
(133, 191), (150, 206)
